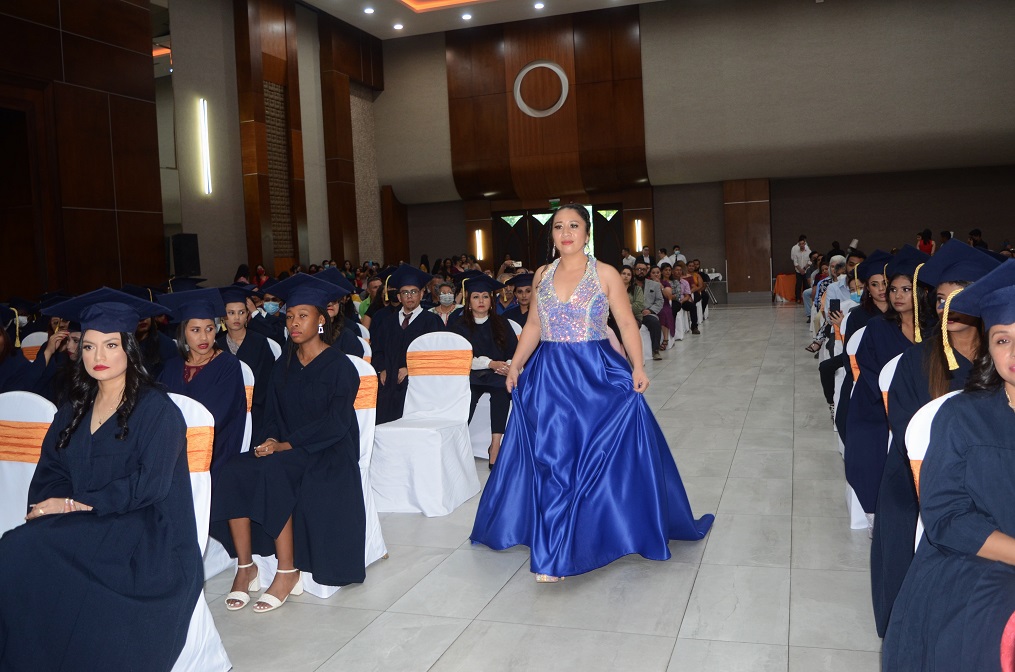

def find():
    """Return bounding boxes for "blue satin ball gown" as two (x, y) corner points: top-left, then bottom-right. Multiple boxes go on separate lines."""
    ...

(470, 256), (713, 577)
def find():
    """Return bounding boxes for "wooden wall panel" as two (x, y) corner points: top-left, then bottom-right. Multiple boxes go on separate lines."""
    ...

(109, 95), (162, 212)
(3, 0), (60, 26)
(724, 179), (772, 295)
(380, 186), (410, 265)
(61, 209), (122, 290)
(62, 33), (155, 101)
(0, 16), (62, 82)
(61, 0), (150, 55)
(53, 84), (115, 210)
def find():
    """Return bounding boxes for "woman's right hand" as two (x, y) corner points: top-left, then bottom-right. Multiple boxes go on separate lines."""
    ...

(505, 365), (520, 393)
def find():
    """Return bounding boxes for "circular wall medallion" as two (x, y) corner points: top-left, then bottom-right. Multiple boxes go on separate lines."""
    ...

(513, 60), (569, 118)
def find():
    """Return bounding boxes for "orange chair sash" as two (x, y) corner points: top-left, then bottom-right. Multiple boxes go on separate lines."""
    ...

(363, 355), (371, 364)
(406, 350), (472, 376)
(0, 420), (50, 464)
(244, 386), (253, 413)
(21, 346), (41, 362)
(834, 324), (843, 342)
(882, 391), (889, 413)
(850, 355), (860, 382)
(355, 375), (378, 410)
(911, 459), (922, 501)
(187, 426), (213, 473)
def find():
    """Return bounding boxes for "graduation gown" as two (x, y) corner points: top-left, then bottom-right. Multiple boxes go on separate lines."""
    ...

(217, 330), (275, 444)
(248, 312), (286, 347)
(138, 331), (180, 380)
(452, 317), (518, 389)
(882, 388), (1015, 671)
(501, 305), (529, 329)
(0, 388), (202, 672)
(334, 321), (365, 358)
(210, 347), (365, 586)
(0, 349), (45, 394)
(834, 304), (884, 437)
(844, 316), (914, 513)
(871, 343), (972, 637)
(158, 351), (246, 481)
(30, 350), (73, 405)
(371, 307), (443, 424)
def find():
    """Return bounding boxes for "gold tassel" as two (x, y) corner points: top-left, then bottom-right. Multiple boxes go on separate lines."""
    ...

(12, 308), (21, 348)
(912, 263), (924, 343)
(941, 287), (963, 371)
(382, 275), (391, 307)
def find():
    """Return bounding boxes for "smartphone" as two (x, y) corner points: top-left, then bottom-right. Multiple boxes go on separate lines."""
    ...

(829, 299), (841, 313)
(513, 261), (523, 267)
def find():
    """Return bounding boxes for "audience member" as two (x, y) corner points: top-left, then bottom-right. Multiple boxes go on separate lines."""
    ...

(791, 235), (812, 302)
(633, 261), (664, 360)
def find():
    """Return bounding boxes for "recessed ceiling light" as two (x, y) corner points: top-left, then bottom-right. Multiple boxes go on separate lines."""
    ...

(534, 2), (545, 8)
(462, 13), (472, 20)
(364, 7), (374, 13)
(393, 23), (403, 29)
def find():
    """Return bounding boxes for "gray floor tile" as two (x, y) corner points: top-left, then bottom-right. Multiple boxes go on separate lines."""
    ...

(668, 639), (789, 672)
(679, 564), (791, 645)
(791, 516), (872, 571)
(316, 612), (470, 672)
(729, 449), (793, 479)
(788, 646), (881, 672)
(789, 569), (882, 652)
(702, 513), (792, 567)
(717, 478), (793, 516)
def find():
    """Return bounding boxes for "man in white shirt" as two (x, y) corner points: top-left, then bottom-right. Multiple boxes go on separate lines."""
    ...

(791, 235), (812, 303)
(620, 248), (636, 268)
(671, 245), (687, 264)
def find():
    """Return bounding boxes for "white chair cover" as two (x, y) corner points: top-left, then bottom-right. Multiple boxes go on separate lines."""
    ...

(251, 356), (387, 599)
(905, 390), (961, 551)
(239, 360), (254, 454)
(371, 332), (480, 516)
(842, 325), (868, 521)
(358, 337), (372, 363)
(469, 393), (492, 459)
(19, 332), (49, 362)
(640, 324), (651, 365)
(507, 319), (522, 336)
(267, 338), (282, 360)
(357, 323), (370, 342)
(0, 391), (57, 536)
(167, 393), (231, 672)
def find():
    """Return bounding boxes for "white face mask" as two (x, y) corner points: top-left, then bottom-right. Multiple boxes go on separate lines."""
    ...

(17, 316), (28, 327)
(439, 294), (455, 306)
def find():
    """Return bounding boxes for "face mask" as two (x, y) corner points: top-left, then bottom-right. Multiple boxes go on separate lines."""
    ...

(263, 301), (280, 315)
(17, 316), (28, 327)
(850, 292), (862, 303)
(439, 294), (455, 306)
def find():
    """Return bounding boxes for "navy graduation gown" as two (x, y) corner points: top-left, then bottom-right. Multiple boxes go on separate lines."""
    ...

(844, 316), (914, 513)
(248, 312), (286, 347)
(882, 388), (1015, 671)
(0, 349), (45, 394)
(870, 343), (972, 637)
(371, 308), (443, 424)
(0, 387), (202, 672)
(335, 321), (365, 358)
(210, 347), (365, 586)
(158, 351), (246, 481)
(502, 305), (529, 329)
(452, 317), (518, 389)
(217, 330), (275, 445)
(834, 304), (884, 437)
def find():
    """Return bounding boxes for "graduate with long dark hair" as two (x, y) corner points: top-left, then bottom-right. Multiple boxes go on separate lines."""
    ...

(0, 289), (202, 671)
(871, 242), (998, 637)
(883, 259), (1015, 671)
(211, 273), (364, 613)
(315, 267), (365, 357)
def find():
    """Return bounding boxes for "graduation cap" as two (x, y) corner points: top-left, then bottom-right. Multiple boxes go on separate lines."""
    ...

(916, 241), (999, 287)
(389, 264), (432, 290)
(942, 259), (1015, 370)
(157, 288), (227, 324)
(257, 278), (279, 296)
(164, 277), (207, 293)
(505, 273), (534, 289)
(121, 283), (164, 303)
(855, 250), (893, 283)
(33, 293), (72, 314)
(219, 285), (255, 306)
(461, 276), (505, 296)
(314, 267), (355, 298)
(885, 245), (930, 280)
(42, 288), (164, 334)
(269, 273), (342, 308)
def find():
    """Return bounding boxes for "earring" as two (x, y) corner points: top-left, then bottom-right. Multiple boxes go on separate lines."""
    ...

(183, 343), (190, 352)
(583, 243), (590, 255)
(318, 323), (325, 334)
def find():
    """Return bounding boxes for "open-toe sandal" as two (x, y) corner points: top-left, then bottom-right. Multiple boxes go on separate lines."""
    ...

(535, 573), (563, 583)
(253, 568), (303, 614)
(225, 561), (261, 611)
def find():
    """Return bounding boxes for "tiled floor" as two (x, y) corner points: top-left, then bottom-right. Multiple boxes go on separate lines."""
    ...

(205, 304), (882, 671)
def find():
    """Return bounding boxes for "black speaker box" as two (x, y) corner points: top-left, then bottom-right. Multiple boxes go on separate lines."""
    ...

(171, 233), (201, 278)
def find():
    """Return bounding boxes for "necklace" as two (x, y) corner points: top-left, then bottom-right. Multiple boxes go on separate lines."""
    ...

(94, 395), (123, 425)
(1005, 387), (1015, 410)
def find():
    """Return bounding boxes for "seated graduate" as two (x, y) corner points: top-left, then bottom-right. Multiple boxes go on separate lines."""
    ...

(452, 276), (518, 468)
(314, 267), (365, 357)
(0, 289), (201, 672)
(871, 242), (998, 637)
(122, 284), (179, 378)
(371, 264), (443, 424)
(501, 273), (534, 329)
(247, 278), (286, 347)
(0, 304), (51, 394)
(210, 273), (364, 613)
(218, 284), (276, 443)
(156, 289), (246, 482)
(32, 316), (83, 405)
(883, 259), (1015, 671)
(429, 280), (461, 327)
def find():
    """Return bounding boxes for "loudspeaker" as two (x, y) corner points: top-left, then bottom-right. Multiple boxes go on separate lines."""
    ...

(171, 233), (201, 277)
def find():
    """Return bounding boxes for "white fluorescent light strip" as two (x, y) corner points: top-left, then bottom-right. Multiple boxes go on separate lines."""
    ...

(635, 218), (642, 251)
(199, 98), (212, 195)
(475, 229), (484, 260)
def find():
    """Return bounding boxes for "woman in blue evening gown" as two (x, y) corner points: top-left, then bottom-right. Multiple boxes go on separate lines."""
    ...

(470, 205), (713, 582)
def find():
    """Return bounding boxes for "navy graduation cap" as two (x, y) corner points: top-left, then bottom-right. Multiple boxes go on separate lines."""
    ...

(915, 241), (999, 287)
(42, 288), (164, 334)
(389, 264), (432, 290)
(219, 285), (255, 306)
(157, 289), (227, 324)
(949, 259), (1015, 332)
(461, 276), (505, 295)
(505, 273), (534, 289)
(165, 277), (207, 293)
(269, 273), (343, 308)
(885, 245), (930, 279)
(855, 250), (893, 283)
(313, 267), (355, 297)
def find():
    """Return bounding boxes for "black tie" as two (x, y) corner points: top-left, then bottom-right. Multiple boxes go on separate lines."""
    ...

(402, 312), (411, 329)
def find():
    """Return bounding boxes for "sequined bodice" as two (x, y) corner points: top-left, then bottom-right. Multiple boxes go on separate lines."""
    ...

(538, 257), (610, 342)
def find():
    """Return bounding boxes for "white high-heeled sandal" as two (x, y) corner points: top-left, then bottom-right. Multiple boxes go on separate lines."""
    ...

(253, 568), (303, 613)
(225, 562), (261, 611)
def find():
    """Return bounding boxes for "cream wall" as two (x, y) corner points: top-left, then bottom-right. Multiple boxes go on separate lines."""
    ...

(169, 0), (246, 285)
(350, 83), (384, 264)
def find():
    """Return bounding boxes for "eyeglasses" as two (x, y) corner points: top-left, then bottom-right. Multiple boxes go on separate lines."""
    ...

(399, 289), (420, 297)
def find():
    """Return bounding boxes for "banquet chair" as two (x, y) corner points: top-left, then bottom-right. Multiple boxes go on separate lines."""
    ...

(371, 332), (480, 516)
(251, 356), (388, 599)
(846, 326), (866, 387)
(357, 323), (370, 343)
(640, 324), (651, 365)
(879, 354), (902, 415)
(19, 331), (48, 363)
(905, 390), (961, 551)
(842, 325), (869, 527)
(359, 336), (372, 363)
(238, 360), (254, 453)
(671, 305), (688, 342)
(832, 312), (853, 436)
(267, 338), (282, 360)
(0, 391), (57, 536)
(167, 393), (231, 672)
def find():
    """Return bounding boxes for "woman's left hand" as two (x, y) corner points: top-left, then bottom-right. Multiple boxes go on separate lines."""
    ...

(632, 369), (650, 393)
(26, 497), (92, 520)
(489, 360), (510, 376)
(254, 438), (293, 457)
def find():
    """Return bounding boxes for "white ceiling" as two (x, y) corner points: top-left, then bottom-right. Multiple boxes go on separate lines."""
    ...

(302, 0), (663, 39)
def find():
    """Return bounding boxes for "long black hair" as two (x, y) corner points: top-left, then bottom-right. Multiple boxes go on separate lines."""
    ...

(459, 292), (509, 352)
(175, 318), (223, 360)
(56, 332), (155, 450)
(883, 274), (936, 334)
(965, 323), (1004, 393)
(545, 204), (591, 262)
